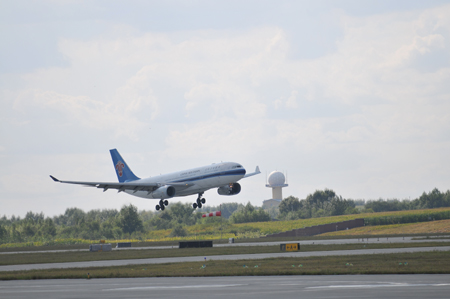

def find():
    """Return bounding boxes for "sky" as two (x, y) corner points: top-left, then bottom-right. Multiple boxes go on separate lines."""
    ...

(1, 0), (450, 217)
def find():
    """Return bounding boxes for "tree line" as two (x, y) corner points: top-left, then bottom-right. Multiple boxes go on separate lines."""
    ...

(277, 189), (357, 220)
(0, 201), (270, 244)
(276, 188), (450, 221)
(364, 188), (450, 212)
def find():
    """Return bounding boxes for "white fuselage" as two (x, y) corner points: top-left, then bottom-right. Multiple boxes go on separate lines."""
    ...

(124, 162), (246, 199)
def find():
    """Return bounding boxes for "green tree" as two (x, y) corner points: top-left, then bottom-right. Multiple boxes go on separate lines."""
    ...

(148, 202), (200, 230)
(418, 188), (444, 209)
(149, 215), (172, 230)
(0, 225), (8, 243)
(279, 196), (302, 215)
(55, 207), (86, 226)
(24, 211), (44, 223)
(169, 224), (187, 237)
(168, 202), (196, 226)
(307, 189), (336, 210)
(139, 210), (157, 222)
(329, 196), (354, 216)
(39, 218), (57, 238)
(229, 202), (270, 224)
(100, 219), (117, 239)
(118, 204), (143, 234)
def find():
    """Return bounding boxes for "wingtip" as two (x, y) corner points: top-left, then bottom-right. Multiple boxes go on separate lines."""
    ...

(49, 175), (59, 182)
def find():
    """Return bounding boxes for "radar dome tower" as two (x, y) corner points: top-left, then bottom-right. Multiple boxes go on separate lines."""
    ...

(265, 171), (288, 200)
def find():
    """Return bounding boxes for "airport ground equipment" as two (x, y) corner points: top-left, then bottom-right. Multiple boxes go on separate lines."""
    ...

(179, 241), (213, 248)
(89, 244), (112, 252)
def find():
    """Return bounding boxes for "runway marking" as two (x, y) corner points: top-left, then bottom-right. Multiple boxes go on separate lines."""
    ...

(307, 283), (450, 289)
(104, 284), (244, 291)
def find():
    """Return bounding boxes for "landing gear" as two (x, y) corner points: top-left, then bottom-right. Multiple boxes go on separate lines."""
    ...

(156, 199), (169, 211)
(193, 193), (206, 209)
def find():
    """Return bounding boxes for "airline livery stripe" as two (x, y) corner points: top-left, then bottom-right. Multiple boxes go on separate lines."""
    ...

(169, 169), (245, 184)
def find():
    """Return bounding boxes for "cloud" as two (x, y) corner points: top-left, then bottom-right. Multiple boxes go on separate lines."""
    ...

(12, 88), (154, 141)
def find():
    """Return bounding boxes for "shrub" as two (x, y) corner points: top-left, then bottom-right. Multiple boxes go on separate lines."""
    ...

(169, 225), (187, 237)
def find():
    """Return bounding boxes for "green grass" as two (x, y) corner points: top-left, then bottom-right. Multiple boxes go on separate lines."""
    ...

(2, 207), (450, 251)
(1, 242), (450, 266)
(321, 219), (450, 237)
(147, 207), (450, 240)
(1, 251), (449, 280)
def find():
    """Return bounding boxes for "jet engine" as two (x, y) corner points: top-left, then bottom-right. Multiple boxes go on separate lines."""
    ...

(151, 185), (176, 199)
(217, 183), (241, 196)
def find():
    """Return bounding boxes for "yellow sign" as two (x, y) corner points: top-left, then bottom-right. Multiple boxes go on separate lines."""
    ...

(286, 243), (299, 251)
(280, 243), (300, 251)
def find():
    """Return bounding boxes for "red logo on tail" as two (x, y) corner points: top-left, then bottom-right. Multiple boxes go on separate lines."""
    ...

(115, 161), (125, 177)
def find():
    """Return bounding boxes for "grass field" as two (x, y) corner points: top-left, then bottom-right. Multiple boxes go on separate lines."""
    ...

(1, 251), (449, 280)
(2, 208), (450, 280)
(1, 242), (449, 266)
(2, 207), (450, 250)
(321, 219), (450, 236)
(149, 207), (450, 241)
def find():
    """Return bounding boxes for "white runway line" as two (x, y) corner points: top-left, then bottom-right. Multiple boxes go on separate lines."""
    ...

(307, 283), (450, 289)
(103, 284), (244, 291)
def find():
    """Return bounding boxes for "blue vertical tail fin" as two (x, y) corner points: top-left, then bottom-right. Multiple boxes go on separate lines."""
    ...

(109, 149), (140, 182)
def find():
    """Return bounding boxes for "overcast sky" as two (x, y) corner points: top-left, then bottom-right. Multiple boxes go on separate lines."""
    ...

(1, 0), (450, 217)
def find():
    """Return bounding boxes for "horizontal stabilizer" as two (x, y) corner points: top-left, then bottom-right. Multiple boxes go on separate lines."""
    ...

(243, 166), (261, 178)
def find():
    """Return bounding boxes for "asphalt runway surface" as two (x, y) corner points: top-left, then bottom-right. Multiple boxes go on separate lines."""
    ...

(1, 274), (450, 299)
(1, 245), (449, 272)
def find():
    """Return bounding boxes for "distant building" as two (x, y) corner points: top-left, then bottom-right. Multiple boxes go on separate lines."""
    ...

(265, 171), (288, 200)
(262, 198), (282, 209)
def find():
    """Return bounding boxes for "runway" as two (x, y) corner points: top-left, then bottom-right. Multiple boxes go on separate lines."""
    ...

(1, 275), (450, 299)
(1, 245), (449, 272)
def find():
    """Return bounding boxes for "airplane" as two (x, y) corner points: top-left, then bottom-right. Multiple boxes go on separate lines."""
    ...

(50, 149), (261, 211)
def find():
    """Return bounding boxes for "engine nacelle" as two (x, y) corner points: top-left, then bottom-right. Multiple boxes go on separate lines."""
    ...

(217, 183), (241, 196)
(151, 185), (176, 199)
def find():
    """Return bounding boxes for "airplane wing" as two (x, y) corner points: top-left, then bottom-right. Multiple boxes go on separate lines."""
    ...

(165, 182), (195, 192)
(243, 166), (261, 178)
(50, 175), (193, 193)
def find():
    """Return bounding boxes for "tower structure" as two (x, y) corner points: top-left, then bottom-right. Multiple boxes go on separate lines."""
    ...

(265, 171), (288, 201)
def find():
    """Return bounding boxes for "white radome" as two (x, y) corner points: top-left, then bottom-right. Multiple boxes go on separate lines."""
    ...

(268, 171), (285, 186)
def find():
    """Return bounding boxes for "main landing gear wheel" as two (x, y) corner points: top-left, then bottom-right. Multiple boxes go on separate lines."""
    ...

(156, 199), (168, 211)
(193, 193), (206, 209)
